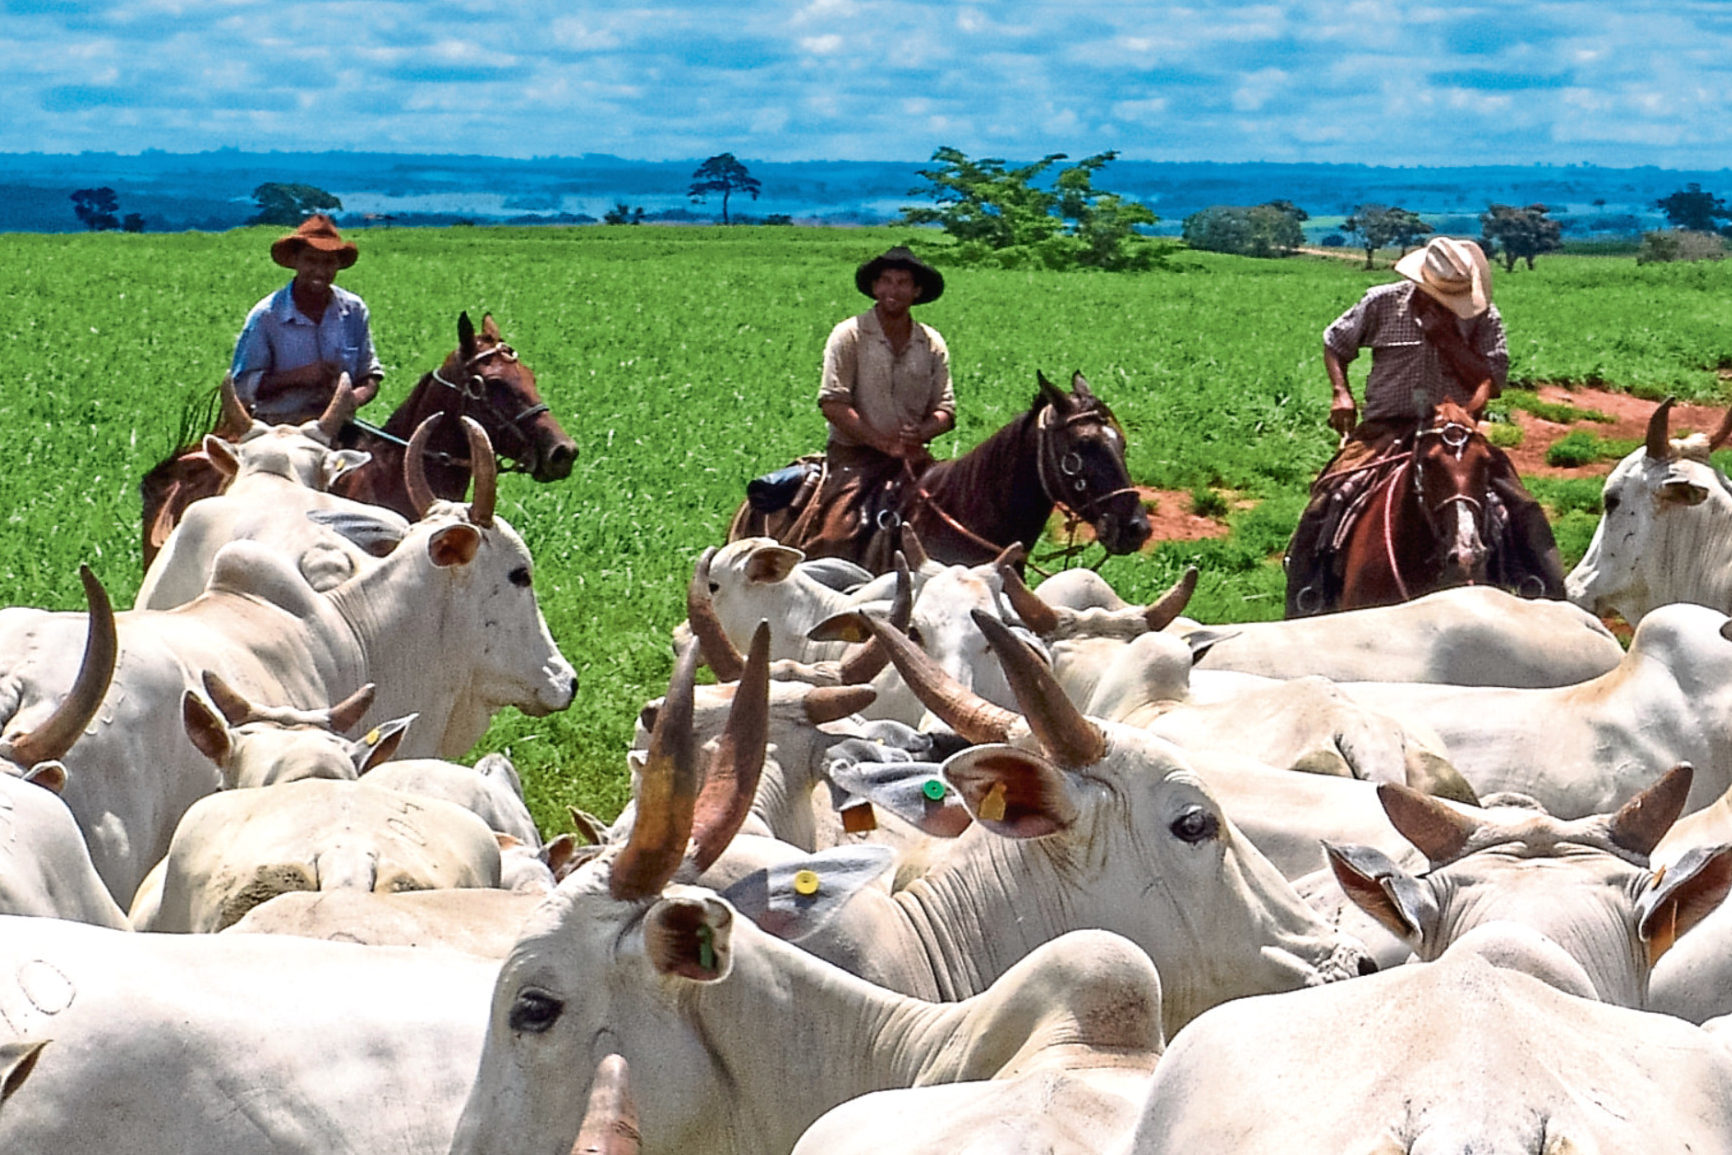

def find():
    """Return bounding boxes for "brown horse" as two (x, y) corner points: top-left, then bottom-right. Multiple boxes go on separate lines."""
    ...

(139, 312), (575, 567)
(729, 371), (1151, 570)
(1336, 400), (1494, 611)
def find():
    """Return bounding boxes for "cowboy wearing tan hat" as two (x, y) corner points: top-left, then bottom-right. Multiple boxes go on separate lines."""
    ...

(1284, 235), (1563, 614)
(230, 214), (383, 424)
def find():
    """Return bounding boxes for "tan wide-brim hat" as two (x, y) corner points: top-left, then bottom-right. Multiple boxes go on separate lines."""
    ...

(1394, 236), (1491, 319)
(271, 214), (359, 270)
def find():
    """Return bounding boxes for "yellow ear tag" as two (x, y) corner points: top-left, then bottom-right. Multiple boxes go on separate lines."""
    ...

(364, 727), (382, 746)
(792, 869), (821, 897)
(979, 782), (1008, 823)
(1648, 901), (1679, 969)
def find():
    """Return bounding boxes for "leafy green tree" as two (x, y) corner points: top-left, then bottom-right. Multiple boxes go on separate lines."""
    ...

(121, 213), (145, 233)
(603, 202), (645, 225)
(250, 183), (342, 226)
(901, 147), (1161, 270)
(687, 153), (761, 225)
(1342, 204), (1431, 268)
(1655, 184), (1731, 234)
(1181, 204), (1304, 258)
(70, 187), (119, 231)
(1479, 203), (1563, 271)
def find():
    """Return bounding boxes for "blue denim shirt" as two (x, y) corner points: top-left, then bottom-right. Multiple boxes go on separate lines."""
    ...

(230, 281), (383, 422)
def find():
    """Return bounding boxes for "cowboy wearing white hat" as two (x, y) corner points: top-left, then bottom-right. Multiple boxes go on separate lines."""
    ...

(1284, 235), (1563, 615)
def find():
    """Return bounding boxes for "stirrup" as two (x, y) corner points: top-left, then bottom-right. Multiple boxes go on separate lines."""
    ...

(1516, 574), (1548, 599)
(1293, 584), (1327, 615)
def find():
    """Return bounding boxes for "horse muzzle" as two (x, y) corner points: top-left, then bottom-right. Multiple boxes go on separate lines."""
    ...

(1097, 508), (1153, 555)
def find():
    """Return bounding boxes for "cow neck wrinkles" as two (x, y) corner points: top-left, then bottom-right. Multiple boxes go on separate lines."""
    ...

(691, 926), (988, 1154)
(894, 822), (1080, 1001)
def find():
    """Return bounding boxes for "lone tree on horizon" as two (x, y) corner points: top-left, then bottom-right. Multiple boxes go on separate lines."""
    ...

(70, 187), (120, 231)
(1656, 183), (1732, 235)
(250, 182), (343, 226)
(1479, 203), (1563, 270)
(688, 153), (761, 224)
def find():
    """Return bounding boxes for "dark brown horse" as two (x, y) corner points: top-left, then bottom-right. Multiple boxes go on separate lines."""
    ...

(729, 371), (1151, 570)
(1336, 400), (1494, 610)
(139, 311), (575, 567)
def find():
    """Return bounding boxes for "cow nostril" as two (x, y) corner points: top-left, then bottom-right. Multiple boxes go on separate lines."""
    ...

(1357, 955), (1380, 977)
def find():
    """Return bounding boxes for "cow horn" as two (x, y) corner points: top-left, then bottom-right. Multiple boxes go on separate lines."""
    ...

(997, 564), (1060, 637)
(1646, 397), (1676, 460)
(993, 541), (1026, 571)
(1711, 407), (1732, 452)
(573, 1054), (640, 1155)
(200, 670), (260, 726)
(404, 414), (440, 519)
(1376, 782), (1477, 867)
(610, 641), (701, 901)
(899, 523), (930, 571)
(686, 547), (745, 682)
(314, 374), (359, 443)
(1144, 566), (1200, 632)
(836, 553), (913, 685)
(217, 373), (253, 437)
(461, 416), (497, 528)
(972, 609), (1105, 768)
(804, 685), (877, 724)
(2, 567), (117, 769)
(1609, 763), (1694, 859)
(861, 612), (1019, 744)
(689, 622), (770, 874)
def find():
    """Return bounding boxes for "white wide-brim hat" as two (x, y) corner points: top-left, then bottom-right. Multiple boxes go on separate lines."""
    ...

(1394, 237), (1491, 319)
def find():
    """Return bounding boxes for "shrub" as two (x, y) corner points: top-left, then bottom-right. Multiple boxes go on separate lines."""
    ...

(1320, 234), (1345, 248)
(1483, 422), (1524, 450)
(1189, 485), (1230, 518)
(1637, 229), (1726, 264)
(1181, 205), (1304, 258)
(1546, 431), (1639, 468)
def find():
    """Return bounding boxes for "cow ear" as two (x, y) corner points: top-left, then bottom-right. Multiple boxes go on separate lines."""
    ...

(182, 690), (233, 769)
(352, 714), (415, 774)
(1184, 628), (1237, 665)
(942, 745), (1078, 839)
(807, 609), (873, 645)
(744, 545), (803, 585)
(22, 761), (67, 795)
(0, 1039), (48, 1108)
(643, 896), (734, 982)
(1325, 842), (1434, 946)
(824, 759), (973, 838)
(428, 524), (482, 568)
(1659, 477), (1711, 507)
(540, 833), (596, 882)
(203, 435), (241, 479)
(721, 846), (894, 942)
(1638, 845), (1732, 967)
(320, 450), (371, 489)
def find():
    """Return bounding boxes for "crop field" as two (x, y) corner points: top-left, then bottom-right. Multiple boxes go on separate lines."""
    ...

(4, 225), (1731, 830)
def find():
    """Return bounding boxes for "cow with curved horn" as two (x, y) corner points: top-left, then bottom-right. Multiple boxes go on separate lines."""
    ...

(1567, 395), (1732, 625)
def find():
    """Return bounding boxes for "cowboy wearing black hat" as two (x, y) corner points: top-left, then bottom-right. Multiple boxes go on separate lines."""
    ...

(230, 214), (384, 424)
(788, 246), (954, 566)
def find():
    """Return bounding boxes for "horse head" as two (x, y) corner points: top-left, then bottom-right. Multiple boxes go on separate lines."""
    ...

(419, 312), (577, 483)
(1413, 399), (1493, 584)
(1036, 371), (1152, 556)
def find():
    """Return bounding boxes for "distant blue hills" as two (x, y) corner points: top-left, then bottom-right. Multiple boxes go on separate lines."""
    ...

(4, 149), (1728, 237)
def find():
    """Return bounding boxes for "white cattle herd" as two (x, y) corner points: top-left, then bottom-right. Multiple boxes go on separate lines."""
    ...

(8, 394), (1732, 1153)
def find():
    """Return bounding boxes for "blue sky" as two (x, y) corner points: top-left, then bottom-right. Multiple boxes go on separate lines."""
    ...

(6, 0), (1732, 166)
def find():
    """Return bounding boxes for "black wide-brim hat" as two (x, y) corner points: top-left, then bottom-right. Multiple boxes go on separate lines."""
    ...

(855, 246), (944, 304)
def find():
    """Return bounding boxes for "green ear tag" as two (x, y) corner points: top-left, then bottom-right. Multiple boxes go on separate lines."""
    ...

(921, 778), (947, 802)
(696, 923), (716, 972)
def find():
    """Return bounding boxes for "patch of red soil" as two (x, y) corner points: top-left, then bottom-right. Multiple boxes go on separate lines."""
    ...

(1503, 384), (1728, 479)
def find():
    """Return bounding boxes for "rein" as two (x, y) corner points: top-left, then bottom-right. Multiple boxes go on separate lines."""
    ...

(1379, 419), (1486, 599)
(424, 343), (547, 473)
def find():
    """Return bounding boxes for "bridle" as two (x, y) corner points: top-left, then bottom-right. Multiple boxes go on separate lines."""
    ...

(425, 343), (550, 472)
(1379, 417), (1486, 600)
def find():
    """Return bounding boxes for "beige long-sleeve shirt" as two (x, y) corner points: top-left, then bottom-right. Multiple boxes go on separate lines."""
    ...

(819, 309), (954, 449)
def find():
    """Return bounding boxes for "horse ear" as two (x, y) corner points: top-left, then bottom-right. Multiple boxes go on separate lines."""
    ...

(1070, 372), (1095, 401)
(1035, 372), (1067, 410)
(457, 312), (477, 361)
(480, 313), (502, 341)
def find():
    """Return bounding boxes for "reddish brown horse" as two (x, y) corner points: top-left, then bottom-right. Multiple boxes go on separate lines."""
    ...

(140, 312), (575, 566)
(1336, 400), (1494, 610)
(729, 371), (1150, 570)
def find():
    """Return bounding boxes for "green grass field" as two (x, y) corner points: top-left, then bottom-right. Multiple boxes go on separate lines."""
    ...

(5, 227), (1731, 830)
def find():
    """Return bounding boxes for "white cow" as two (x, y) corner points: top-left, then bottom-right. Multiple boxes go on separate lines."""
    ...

(1120, 927), (1732, 1154)
(1006, 564), (1623, 687)
(0, 421), (574, 903)
(0, 918), (496, 1154)
(1325, 766), (1730, 1008)
(365, 753), (543, 848)
(1567, 397), (1732, 625)
(1338, 602), (1732, 818)
(448, 676), (1169, 1155)
(180, 671), (399, 789)
(224, 888), (545, 957)
(0, 773), (129, 929)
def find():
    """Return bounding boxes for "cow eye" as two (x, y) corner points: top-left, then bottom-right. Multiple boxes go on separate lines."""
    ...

(1603, 494), (1620, 515)
(509, 565), (532, 588)
(509, 989), (564, 1033)
(1169, 806), (1219, 844)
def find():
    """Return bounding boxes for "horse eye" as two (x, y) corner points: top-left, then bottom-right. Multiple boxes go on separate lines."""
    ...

(1169, 806), (1219, 844)
(509, 566), (532, 588)
(509, 989), (564, 1033)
